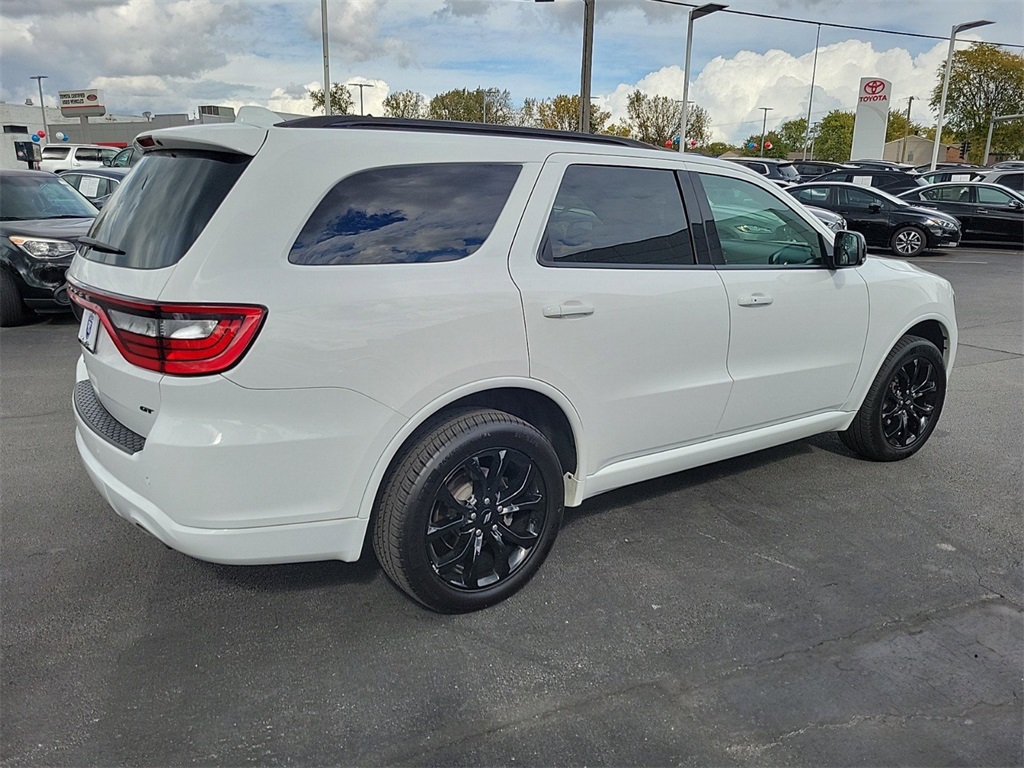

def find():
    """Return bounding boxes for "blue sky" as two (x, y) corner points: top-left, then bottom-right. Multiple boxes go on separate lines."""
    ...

(2, 0), (1021, 143)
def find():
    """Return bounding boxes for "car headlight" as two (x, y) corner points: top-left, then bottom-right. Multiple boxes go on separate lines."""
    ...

(8, 236), (78, 259)
(924, 218), (958, 231)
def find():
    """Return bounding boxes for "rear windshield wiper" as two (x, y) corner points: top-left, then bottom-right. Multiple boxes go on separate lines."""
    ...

(79, 235), (126, 255)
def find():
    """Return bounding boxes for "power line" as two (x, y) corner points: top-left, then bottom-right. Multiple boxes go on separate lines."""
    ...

(647, 0), (1024, 50)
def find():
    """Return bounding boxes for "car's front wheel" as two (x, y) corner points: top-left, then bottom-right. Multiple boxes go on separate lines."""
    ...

(840, 335), (946, 461)
(372, 408), (565, 612)
(0, 270), (25, 328)
(890, 225), (927, 257)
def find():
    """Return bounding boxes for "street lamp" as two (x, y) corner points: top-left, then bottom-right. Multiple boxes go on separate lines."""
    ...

(29, 75), (49, 144)
(679, 3), (727, 153)
(929, 19), (993, 171)
(482, 88), (500, 124)
(534, 0), (595, 133)
(321, 0), (331, 116)
(758, 106), (773, 157)
(348, 82), (375, 116)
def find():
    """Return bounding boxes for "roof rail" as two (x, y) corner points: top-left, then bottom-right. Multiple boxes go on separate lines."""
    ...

(278, 115), (655, 151)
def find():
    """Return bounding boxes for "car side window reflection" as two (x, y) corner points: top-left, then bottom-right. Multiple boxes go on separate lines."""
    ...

(976, 186), (1013, 205)
(699, 173), (822, 267)
(923, 186), (970, 203)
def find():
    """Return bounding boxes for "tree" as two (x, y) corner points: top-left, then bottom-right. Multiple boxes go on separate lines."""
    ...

(700, 141), (735, 158)
(811, 110), (856, 162)
(309, 83), (353, 115)
(537, 94), (610, 134)
(778, 117), (809, 155)
(684, 104), (712, 146)
(885, 110), (924, 143)
(739, 130), (789, 158)
(383, 90), (426, 119)
(930, 43), (1024, 162)
(427, 88), (513, 124)
(512, 97), (541, 128)
(602, 120), (633, 138)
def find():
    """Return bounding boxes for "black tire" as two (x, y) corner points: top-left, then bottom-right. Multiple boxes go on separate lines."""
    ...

(839, 335), (946, 461)
(372, 408), (564, 613)
(889, 225), (927, 257)
(0, 270), (25, 328)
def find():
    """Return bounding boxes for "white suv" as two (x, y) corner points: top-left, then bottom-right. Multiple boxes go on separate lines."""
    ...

(68, 110), (957, 612)
(39, 144), (118, 172)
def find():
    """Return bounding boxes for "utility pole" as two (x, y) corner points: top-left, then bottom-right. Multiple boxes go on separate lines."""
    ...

(29, 75), (49, 144)
(321, 0), (331, 116)
(759, 106), (773, 157)
(802, 24), (821, 161)
(579, 0), (595, 133)
(900, 96), (915, 163)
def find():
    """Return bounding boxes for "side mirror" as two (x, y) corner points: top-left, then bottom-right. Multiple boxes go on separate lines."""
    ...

(1009, 199), (1023, 210)
(825, 230), (867, 269)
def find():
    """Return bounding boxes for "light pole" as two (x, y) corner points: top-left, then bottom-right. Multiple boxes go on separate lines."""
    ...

(534, 0), (596, 133)
(679, 3), (727, 153)
(348, 82), (375, 116)
(759, 106), (773, 157)
(29, 75), (49, 144)
(900, 96), (915, 163)
(930, 19), (993, 171)
(801, 23), (821, 160)
(321, 0), (331, 116)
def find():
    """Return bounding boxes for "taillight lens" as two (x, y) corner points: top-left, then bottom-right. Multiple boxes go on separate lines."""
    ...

(68, 282), (265, 376)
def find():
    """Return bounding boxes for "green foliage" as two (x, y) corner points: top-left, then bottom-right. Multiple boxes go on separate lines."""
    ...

(930, 43), (1024, 162)
(885, 110), (924, 143)
(622, 91), (711, 147)
(811, 110), (856, 162)
(427, 88), (513, 124)
(309, 83), (353, 115)
(700, 141), (736, 158)
(383, 90), (426, 119)
(739, 131), (788, 158)
(537, 94), (611, 134)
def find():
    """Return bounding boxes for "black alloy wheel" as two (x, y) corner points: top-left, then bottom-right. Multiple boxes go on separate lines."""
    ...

(373, 408), (564, 612)
(840, 335), (946, 461)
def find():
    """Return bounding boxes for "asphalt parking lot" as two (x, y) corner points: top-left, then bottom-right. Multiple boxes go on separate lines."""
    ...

(2, 246), (1021, 767)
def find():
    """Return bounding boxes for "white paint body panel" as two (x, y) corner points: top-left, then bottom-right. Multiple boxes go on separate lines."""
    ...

(68, 124), (957, 566)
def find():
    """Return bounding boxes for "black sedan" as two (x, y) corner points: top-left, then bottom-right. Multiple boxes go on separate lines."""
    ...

(898, 182), (1024, 248)
(788, 182), (961, 257)
(0, 170), (97, 326)
(57, 167), (131, 209)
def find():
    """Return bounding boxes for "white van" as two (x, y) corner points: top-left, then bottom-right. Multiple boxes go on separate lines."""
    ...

(39, 144), (118, 173)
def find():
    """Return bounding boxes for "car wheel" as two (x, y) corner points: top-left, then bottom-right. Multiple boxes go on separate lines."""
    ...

(0, 270), (26, 327)
(839, 335), (946, 462)
(373, 408), (564, 613)
(889, 226), (926, 257)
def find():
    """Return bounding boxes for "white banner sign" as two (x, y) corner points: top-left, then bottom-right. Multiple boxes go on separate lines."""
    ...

(59, 89), (106, 118)
(850, 77), (891, 162)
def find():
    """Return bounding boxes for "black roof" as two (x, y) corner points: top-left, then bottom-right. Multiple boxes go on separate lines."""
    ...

(279, 115), (654, 151)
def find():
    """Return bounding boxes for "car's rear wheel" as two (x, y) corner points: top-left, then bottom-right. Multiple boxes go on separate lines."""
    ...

(373, 408), (564, 613)
(890, 226), (926, 257)
(839, 335), (946, 461)
(0, 270), (26, 327)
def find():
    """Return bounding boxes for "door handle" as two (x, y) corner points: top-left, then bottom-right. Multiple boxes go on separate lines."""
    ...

(543, 301), (594, 318)
(976, 209), (988, 214)
(737, 294), (773, 307)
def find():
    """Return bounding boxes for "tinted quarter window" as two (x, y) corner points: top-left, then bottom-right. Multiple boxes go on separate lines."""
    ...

(82, 150), (250, 269)
(977, 186), (1014, 205)
(838, 187), (880, 208)
(290, 163), (521, 265)
(540, 165), (693, 267)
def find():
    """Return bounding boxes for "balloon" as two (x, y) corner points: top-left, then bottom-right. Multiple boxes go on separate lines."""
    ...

(31, 134), (40, 142)
(38, 130), (46, 138)
(747, 142), (757, 149)
(55, 132), (65, 140)
(62, 135), (69, 141)
(764, 141), (773, 150)
(664, 140), (673, 148)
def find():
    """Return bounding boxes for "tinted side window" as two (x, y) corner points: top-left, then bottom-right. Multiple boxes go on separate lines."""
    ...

(838, 187), (880, 208)
(41, 147), (69, 160)
(540, 165), (693, 267)
(290, 164), (521, 265)
(76, 148), (102, 162)
(996, 173), (1023, 191)
(976, 186), (1014, 205)
(699, 173), (822, 266)
(792, 187), (829, 205)
(923, 186), (970, 202)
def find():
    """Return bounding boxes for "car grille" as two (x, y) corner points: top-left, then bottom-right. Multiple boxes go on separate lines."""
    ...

(74, 380), (146, 455)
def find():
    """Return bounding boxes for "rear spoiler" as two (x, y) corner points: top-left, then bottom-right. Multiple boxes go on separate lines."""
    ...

(134, 106), (287, 157)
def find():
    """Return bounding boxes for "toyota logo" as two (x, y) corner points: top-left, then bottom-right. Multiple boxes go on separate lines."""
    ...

(864, 80), (886, 95)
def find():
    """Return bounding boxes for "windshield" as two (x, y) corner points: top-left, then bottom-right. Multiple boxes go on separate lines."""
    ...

(81, 149), (250, 269)
(0, 174), (97, 221)
(778, 164), (800, 180)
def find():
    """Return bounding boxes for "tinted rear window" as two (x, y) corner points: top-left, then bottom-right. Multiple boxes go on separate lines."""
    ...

(778, 164), (799, 180)
(289, 163), (521, 265)
(41, 147), (69, 159)
(80, 150), (250, 269)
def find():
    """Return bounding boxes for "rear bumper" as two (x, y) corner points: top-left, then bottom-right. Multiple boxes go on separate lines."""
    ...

(72, 358), (404, 564)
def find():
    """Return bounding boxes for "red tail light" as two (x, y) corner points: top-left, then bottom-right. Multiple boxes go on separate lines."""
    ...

(68, 282), (265, 376)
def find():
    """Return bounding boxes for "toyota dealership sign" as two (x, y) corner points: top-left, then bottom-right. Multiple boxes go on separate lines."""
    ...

(58, 89), (106, 118)
(850, 77), (891, 161)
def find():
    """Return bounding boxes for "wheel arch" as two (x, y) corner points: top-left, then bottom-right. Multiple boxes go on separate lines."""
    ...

(357, 379), (586, 524)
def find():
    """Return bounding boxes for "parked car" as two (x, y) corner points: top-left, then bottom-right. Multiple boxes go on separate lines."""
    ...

(804, 205), (846, 232)
(0, 169), (97, 326)
(897, 182), (1024, 247)
(68, 112), (957, 613)
(847, 159), (916, 172)
(788, 181), (961, 257)
(722, 157), (800, 187)
(39, 144), (119, 173)
(989, 160), (1024, 171)
(915, 169), (985, 185)
(57, 168), (131, 209)
(809, 169), (926, 194)
(912, 162), (984, 174)
(104, 147), (140, 168)
(791, 160), (850, 183)
(976, 168), (1024, 192)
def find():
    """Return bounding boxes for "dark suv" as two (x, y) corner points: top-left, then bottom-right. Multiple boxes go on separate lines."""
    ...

(811, 169), (926, 194)
(723, 158), (800, 187)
